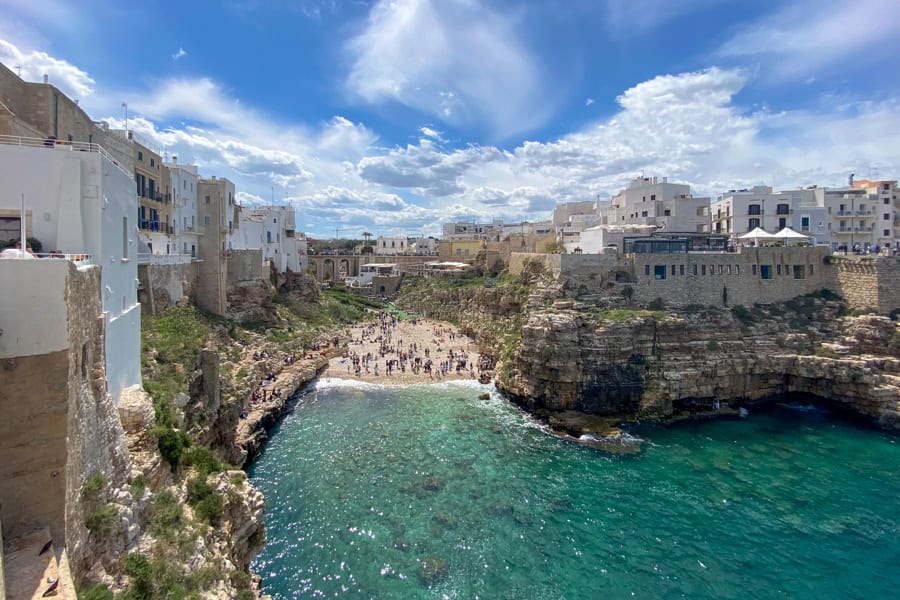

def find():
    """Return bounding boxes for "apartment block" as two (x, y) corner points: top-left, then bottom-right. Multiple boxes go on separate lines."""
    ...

(167, 158), (201, 258)
(196, 176), (237, 314)
(598, 176), (709, 233)
(711, 186), (827, 243)
(852, 179), (898, 249)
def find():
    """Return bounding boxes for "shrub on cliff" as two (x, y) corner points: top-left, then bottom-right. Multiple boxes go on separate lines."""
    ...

(153, 426), (191, 470)
(187, 476), (224, 526)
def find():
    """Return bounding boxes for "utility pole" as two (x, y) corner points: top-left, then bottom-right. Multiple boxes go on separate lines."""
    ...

(122, 102), (129, 134)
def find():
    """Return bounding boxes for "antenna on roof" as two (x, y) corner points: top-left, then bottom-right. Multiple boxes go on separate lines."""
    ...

(14, 65), (22, 77)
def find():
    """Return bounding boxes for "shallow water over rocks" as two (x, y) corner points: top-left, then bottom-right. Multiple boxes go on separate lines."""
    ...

(249, 379), (900, 599)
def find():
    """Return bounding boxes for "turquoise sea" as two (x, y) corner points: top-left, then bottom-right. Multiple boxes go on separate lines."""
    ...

(248, 380), (900, 599)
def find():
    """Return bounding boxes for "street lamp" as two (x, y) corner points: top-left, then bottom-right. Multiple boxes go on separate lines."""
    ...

(122, 102), (129, 134)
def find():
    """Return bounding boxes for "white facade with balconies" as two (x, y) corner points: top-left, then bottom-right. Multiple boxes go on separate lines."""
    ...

(711, 186), (827, 244)
(167, 159), (201, 259)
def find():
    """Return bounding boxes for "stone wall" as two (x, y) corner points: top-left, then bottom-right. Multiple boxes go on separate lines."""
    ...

(829, 256), (900, 313)
(507, 247), (900, 310)
(0, 260), (137, 582)
(137, 261), (199, 316)
(630, 247), (831, 307)
(227, 249), (265, 285)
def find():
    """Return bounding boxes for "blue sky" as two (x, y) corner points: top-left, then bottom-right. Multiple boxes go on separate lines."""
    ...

(1, 0), (899, 237)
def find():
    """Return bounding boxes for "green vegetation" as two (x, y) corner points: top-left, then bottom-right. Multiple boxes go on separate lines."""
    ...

(119, 551), (226, 600)
(152, 426), (191, 470)
(149, 490), (184, 540)
(130, 474), (146, 499)
(182, 445), (225, 477)
(593, 309), (663, 323)
(731, 305), (760, 326)
(85, 503), (118, 536)
(186, 476), (224, 526)
(81, 473), (107, 500)
(647, 297), (666, 311)
(0, 236), (42, 252)
(814, 347), (840, 359)
(78, 585), (114, 600)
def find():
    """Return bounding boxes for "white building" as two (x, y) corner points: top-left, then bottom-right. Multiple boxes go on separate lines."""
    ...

(599, 176), (709, 233)
(411, 236), (438, 255)
(711, 186), (827, 244)
(852, 179), (898, 249)
(0, 137), (141, 403)
(442, 220), (503, 241)
(166, 159), (201, 258)
(230, 205), (306, 273)
(375, 235), (409, 255)
(815, 186), (878, 251)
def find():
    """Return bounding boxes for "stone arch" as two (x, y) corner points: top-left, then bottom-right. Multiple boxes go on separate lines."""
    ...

(323, 259), (335, 281)
(339, 259), (350, 280)
(308, 260), (320, 280)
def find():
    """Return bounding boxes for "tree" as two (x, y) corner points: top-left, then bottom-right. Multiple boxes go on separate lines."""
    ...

(362, 232), (373, 243)
(544, 240), (567, 254)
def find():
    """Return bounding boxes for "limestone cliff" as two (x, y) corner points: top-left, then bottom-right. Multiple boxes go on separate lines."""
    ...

(500, 295), (900, 430)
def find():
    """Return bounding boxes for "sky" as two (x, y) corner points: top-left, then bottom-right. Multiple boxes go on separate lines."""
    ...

(1, 0), (899, 238)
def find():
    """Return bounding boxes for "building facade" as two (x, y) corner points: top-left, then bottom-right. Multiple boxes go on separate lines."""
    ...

(196, 176), (237, 314)
(851, 179), (898, 249)
(0, 139), (141, 403)
(167, 159), (201, 258)
(598, 176), (710, 233)
(710, 186), (827, 243)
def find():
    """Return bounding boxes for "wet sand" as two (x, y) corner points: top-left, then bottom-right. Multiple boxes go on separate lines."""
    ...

(323, 314), (494, 385)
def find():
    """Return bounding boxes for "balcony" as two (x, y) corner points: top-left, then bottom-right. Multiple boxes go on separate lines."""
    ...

(139, 220), (174, 234)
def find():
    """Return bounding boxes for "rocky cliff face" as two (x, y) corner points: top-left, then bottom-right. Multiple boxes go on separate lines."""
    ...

(500, 295), (900, 430)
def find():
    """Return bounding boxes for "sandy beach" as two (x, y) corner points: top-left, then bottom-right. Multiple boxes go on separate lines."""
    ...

(323, 312), (496, 385)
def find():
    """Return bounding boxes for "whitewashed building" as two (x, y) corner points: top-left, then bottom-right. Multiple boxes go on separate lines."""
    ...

(598, 176), (709, 233)
(375, 235), (409, 255)
(711, 186), (827, 244)
(230, 205), (306, 273)
(166, 159), (201, 259)
(0, 137), (141, 403)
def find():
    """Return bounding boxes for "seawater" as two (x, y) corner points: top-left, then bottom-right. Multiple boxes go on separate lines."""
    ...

(248, 380), (900, 599)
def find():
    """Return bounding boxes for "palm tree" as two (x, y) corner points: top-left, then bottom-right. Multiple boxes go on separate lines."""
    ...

(362, 231), (373, 243)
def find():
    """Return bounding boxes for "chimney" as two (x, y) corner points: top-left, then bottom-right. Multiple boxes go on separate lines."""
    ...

(172, 156), (177, 164)
(43, 74), (49, 84)
(663, 176), (668, 183)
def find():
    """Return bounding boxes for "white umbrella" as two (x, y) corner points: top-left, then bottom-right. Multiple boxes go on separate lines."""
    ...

(737, 227), (775, 245)
(772, 227), (810, 247)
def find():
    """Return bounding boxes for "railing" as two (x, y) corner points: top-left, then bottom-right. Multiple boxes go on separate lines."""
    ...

(0, 134), (132, 178)
(138, 253), (193, 265)
(31, 252), (95, 265)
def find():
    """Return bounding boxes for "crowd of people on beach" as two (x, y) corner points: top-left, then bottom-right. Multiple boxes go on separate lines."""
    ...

(338, 311), (495, 383)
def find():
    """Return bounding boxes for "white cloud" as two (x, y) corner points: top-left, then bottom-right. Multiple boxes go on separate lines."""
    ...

(172, 47), (187, 61)
(585, 98), (594, 106)
(0, 38), (95, 99)
(716, 0), (900, 80)
(345, 0), (552, 138)
(604, 0), (724, 32)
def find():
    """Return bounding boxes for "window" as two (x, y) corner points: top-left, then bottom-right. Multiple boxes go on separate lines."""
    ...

(779, 218), (787, 229)
(693, 264), (698, 276)
(793, 265), (806, 279)
(702, 264), (707, 275)
(727, 265), (732, 275)
(651, 195), (656, 200)
(748, 204), (761, 215)
(801, 216), (810, 232)
(760, 265), (772, 279)
(641, 211), (648, 217)
(671, 264), (676, 276)
(885, 230), (891, 236)
(752, 264), (757, 276)
(776, 204), (789, 215)
(654, 265), (666, 280)
(776, 264), (782, 275)
(204, 216), (210, 225)
(205, 195), (211, 204)
(885, 198), (891, 205)
(749, 218), (760, 230)
(717, 265), (723, 275)
(735, 265), (740, 275)
(664, 209), (671, 216)
(150, 158), (155, 167)
(138, 151), (143, 161)
(645, 264), (650, 276)
(679, 264), (685, 276)
(885, 213), (891, 220)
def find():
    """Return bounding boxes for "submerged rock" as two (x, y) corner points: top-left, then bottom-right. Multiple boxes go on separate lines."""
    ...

(417, 555), (449, 586)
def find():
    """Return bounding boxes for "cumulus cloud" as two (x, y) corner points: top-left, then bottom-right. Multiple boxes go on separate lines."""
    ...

(172, 47), (187, 60)
(0, 38), (95, 99)
(585, 98), (594, 106)
(716, 0), (900, 80)
(345, 0), (552, 138)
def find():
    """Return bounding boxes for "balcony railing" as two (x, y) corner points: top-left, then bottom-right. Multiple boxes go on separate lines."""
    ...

(138, 253), (193, 265)
(139, 220), (174, 234)
(0, 134), (131, 178)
